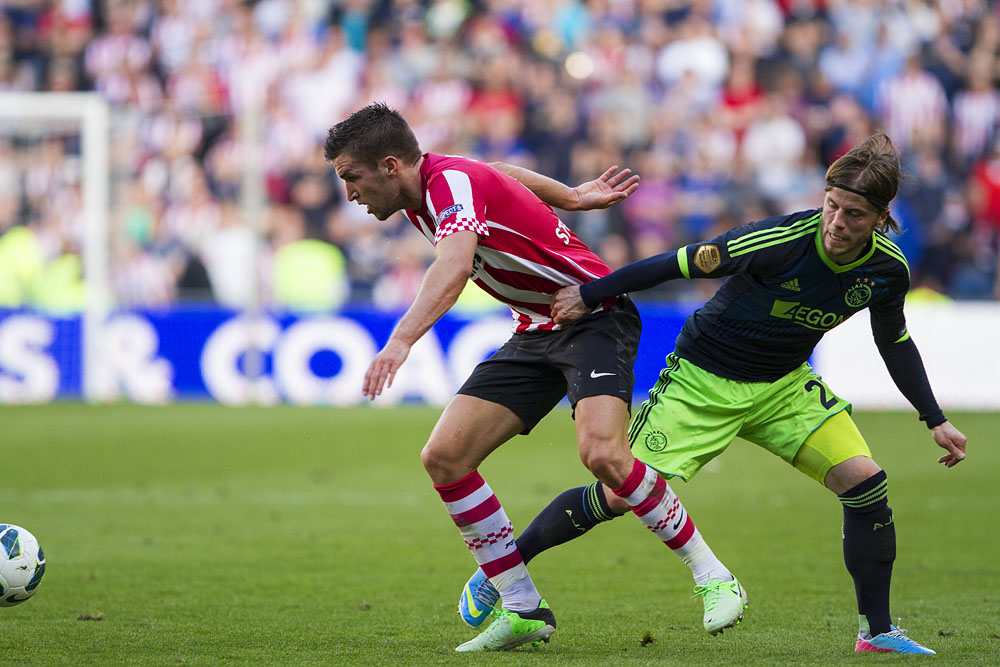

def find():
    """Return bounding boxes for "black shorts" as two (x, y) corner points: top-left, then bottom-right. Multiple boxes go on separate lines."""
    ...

(457, 296), (641, 434)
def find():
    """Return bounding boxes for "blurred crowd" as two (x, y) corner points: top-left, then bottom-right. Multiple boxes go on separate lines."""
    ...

(2, 0), (1000, 313)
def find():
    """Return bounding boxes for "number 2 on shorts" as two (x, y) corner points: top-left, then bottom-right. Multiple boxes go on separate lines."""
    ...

(804, 379), (838, 409)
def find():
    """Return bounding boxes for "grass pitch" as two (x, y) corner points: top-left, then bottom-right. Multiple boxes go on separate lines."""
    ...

(0, 404), (997, 665)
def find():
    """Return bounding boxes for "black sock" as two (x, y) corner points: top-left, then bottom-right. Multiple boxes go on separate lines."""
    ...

(840, 470), (895, 637)
(515, 482), (624, 564)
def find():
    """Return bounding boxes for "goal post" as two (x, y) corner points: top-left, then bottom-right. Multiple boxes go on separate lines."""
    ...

(0, 92), (110, 401)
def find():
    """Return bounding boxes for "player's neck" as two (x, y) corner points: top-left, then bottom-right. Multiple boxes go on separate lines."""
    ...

(400, 154), (425, 210)
(835, 237), (873, 265)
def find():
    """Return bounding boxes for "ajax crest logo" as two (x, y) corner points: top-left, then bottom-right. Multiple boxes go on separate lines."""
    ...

(845, 277), (875, 308)
(645, 430), (668, 452)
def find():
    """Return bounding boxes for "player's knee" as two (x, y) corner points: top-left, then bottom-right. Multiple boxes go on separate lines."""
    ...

(578, 439), (631, 487)
(420, 439), (467, 485)
(825, 455), (882, 494)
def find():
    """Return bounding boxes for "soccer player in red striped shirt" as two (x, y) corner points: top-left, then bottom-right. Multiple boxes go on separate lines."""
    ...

(324, 103), (746, 651)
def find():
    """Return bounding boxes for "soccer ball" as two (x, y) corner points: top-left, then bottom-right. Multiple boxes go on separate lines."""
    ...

(0, 524), (46, 607)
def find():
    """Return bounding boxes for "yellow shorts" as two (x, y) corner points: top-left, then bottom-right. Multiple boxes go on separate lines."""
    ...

(792, 410), (872, 485)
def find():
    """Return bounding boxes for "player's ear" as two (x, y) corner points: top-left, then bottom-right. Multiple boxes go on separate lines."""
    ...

(382, 155), (400, 176)
(876, 209), (889, 229)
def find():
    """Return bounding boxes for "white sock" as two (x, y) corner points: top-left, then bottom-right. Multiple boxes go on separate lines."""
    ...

(496, 572), (542, 613)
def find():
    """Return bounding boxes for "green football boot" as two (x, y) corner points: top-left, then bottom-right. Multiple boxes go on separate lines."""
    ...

(454, 600), (556, 652)
(692, 577), (749, 635)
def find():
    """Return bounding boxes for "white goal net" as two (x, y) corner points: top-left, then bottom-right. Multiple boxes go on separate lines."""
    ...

(0, 92), (109, 401)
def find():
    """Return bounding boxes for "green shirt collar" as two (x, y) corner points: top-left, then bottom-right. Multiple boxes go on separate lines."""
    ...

(814, 223), (875, 273)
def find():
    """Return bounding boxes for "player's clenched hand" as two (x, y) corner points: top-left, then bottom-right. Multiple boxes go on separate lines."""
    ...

(571, 166), (639, 211)
(551, 285), (590, 325)
(931, 421), (967, 467)
(362, 339), (410, 400)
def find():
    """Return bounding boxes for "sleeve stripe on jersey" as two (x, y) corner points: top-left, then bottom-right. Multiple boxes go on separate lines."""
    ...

(894, 331), (911, 344)
(441, 169), (476, 212)
(874, 237), (907, 267)
(726, 212), (820, 251)
(726, 213), (821, 255)
(874, 230), (906, 258)
(874, 235), (910, 278)
(729, 226), (816, 258)
(677, 245), (691, 278)
(424, 169), (477, 227)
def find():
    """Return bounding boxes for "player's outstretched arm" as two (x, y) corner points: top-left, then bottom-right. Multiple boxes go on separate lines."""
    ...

(491, 162), (638, 211)
(550, 249), (690, 325)
(931, 421), (967, 467)
(362, 231), (477, 400)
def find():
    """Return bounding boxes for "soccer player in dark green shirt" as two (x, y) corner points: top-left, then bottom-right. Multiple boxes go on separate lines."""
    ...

(458, 132), (967, 655)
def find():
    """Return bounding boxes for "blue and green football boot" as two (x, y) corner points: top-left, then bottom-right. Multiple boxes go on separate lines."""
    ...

(458, 568), (500, 628)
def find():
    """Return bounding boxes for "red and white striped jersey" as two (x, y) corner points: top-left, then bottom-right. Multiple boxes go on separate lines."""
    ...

(952, 88), (1000, 162)
(876, 70), (947, 149)
(403, 153), (611, 332)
